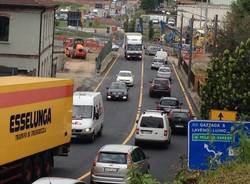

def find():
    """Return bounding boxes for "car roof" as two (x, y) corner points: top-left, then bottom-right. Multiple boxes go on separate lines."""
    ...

(141, 110), (165, 118)
(171, 109), (189, 113)
(100, 144), (136, 153)
(111, 81), (126, 85)
(153, 77), (170, 81)
(119, 70), (132, 73)
(159, 66), (170, 69)
(32, 177), (84, 184)
(160, 97), (178, 101)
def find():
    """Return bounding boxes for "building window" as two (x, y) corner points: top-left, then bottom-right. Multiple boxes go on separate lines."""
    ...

(0, 16), (9, 42)
(95, 4), (103, 9)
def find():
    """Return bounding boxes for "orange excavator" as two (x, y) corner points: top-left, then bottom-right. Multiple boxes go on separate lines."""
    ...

(64, 38), (87, 59)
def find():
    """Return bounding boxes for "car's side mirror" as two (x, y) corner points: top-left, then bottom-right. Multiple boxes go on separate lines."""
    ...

(149, 80), (152, 83)
(136, 120), (139, 124)
(94, 113), (99, 120)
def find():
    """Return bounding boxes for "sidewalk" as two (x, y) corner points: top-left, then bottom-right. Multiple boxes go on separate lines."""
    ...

(56, 53), (101, 91)
(169, 56), (201, 117)
(56, 51), (118, 91)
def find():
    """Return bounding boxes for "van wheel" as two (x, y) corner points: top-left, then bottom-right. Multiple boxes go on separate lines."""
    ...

(33, 155), (43, 180)
(21, 159), (33, 184)
(97, 126), (103, 137)
(89, 133), (95, 143)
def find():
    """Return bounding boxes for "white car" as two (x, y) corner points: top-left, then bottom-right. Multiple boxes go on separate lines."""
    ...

(112, 44), (120, 51)
(157, 66), (171, 80)
(116, 70), (134, 86)
(32, 177), (85, 184)
(135, 110), (172, 148)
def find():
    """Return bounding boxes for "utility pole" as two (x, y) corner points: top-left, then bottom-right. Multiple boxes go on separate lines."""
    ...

(200, 1), (203, 29)
(178, 13), (183, 69)
(205, 0), (208, 32)
(214, 14), (218, 48)
(188, 15), (194, 88)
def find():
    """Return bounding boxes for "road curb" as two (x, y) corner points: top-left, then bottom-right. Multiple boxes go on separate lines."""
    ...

(170, 58), (201, 118)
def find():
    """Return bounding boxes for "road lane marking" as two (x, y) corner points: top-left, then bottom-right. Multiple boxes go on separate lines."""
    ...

(78, 171), (91, 181)
(171, 63), (195, 115)
(77, 58), (145, 181)
(77, 54), (119, 181)
(94, 53), (120, 92)
(122, 58), (144, 144)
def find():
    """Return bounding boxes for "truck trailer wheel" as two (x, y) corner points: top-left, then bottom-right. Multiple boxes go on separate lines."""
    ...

(33, 156), (43, 180)
(42, 152), (53, 176)
(21, 159), (33, 184)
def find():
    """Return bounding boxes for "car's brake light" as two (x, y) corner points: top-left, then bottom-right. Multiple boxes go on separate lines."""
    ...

(136, 128), (139, 134)
(92, 151), (100, 167)
(127, 154), (132, 168)
(156, 102), (160, 110)
(164, 129), (168, 136)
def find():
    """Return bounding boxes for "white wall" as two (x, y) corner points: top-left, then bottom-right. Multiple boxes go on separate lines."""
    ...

(0, 10), (40, 55)
(0, 8), (55, 77)
(39, 9), (54, 77)
(0, 57), (37, 71)
(177, 5), (231, 29)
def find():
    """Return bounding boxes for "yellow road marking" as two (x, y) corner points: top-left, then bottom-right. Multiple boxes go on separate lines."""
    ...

(78, 171), (91, 181)
(171, 63), (195, 115)
(77, 55), (144, 181)
(77, 54), (119, 181)
(122, 58), (144, 144)
(94, 53), (120, 92)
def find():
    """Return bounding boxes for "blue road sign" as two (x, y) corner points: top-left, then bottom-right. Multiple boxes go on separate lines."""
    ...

(188, 120), (250, 170)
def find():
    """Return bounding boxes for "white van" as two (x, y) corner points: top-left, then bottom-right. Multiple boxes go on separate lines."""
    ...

(72, 91), (104, 142)
(155, 50), (168, 64)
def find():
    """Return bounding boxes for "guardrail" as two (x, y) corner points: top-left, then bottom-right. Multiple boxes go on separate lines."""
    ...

(96, 40), (112, 73)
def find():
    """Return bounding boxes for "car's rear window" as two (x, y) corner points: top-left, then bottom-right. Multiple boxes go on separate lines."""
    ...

(159, 68), (171, 72)
(140, 117), (164, 128)
(154, 79), (169, 85)
(160, 99), (178, 106)
(98, 152), (127, 164)
(173, 112), (189, 119)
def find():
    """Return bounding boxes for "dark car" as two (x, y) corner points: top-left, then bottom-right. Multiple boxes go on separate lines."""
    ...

(106, 82), (128, 101)
(145, 45), (161, 55)
(168, 109), (192, 131)
(156, 97), (182, 113)
(149, 78), (171, 97)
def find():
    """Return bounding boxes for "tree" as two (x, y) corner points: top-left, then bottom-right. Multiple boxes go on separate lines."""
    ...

(140, 0), (159, 11)
(200, 39), (250, 120)
(214, 0), (250, 56)
(148, 21), (154, 41)
(123, 16), (129, 32)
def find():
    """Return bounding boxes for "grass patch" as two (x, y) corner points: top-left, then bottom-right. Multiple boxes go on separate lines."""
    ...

(199, 161), (250, 184)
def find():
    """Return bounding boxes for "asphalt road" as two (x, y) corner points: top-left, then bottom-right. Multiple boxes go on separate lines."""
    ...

(51, 52), (189, 183)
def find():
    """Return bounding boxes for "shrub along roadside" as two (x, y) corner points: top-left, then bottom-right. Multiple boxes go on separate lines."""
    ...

(127, 130), (250, 184)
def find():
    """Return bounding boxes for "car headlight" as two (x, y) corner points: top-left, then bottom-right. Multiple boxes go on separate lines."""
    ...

(84, 128), (92, 132)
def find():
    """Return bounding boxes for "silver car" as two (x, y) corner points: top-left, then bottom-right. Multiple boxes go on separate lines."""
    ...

(157, 66), (171, 80)
(90, 144), (150, 184)
(151, 58), (165, 70)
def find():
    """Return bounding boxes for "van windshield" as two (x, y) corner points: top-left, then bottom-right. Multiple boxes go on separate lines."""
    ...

(73, 105), (92, 119)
